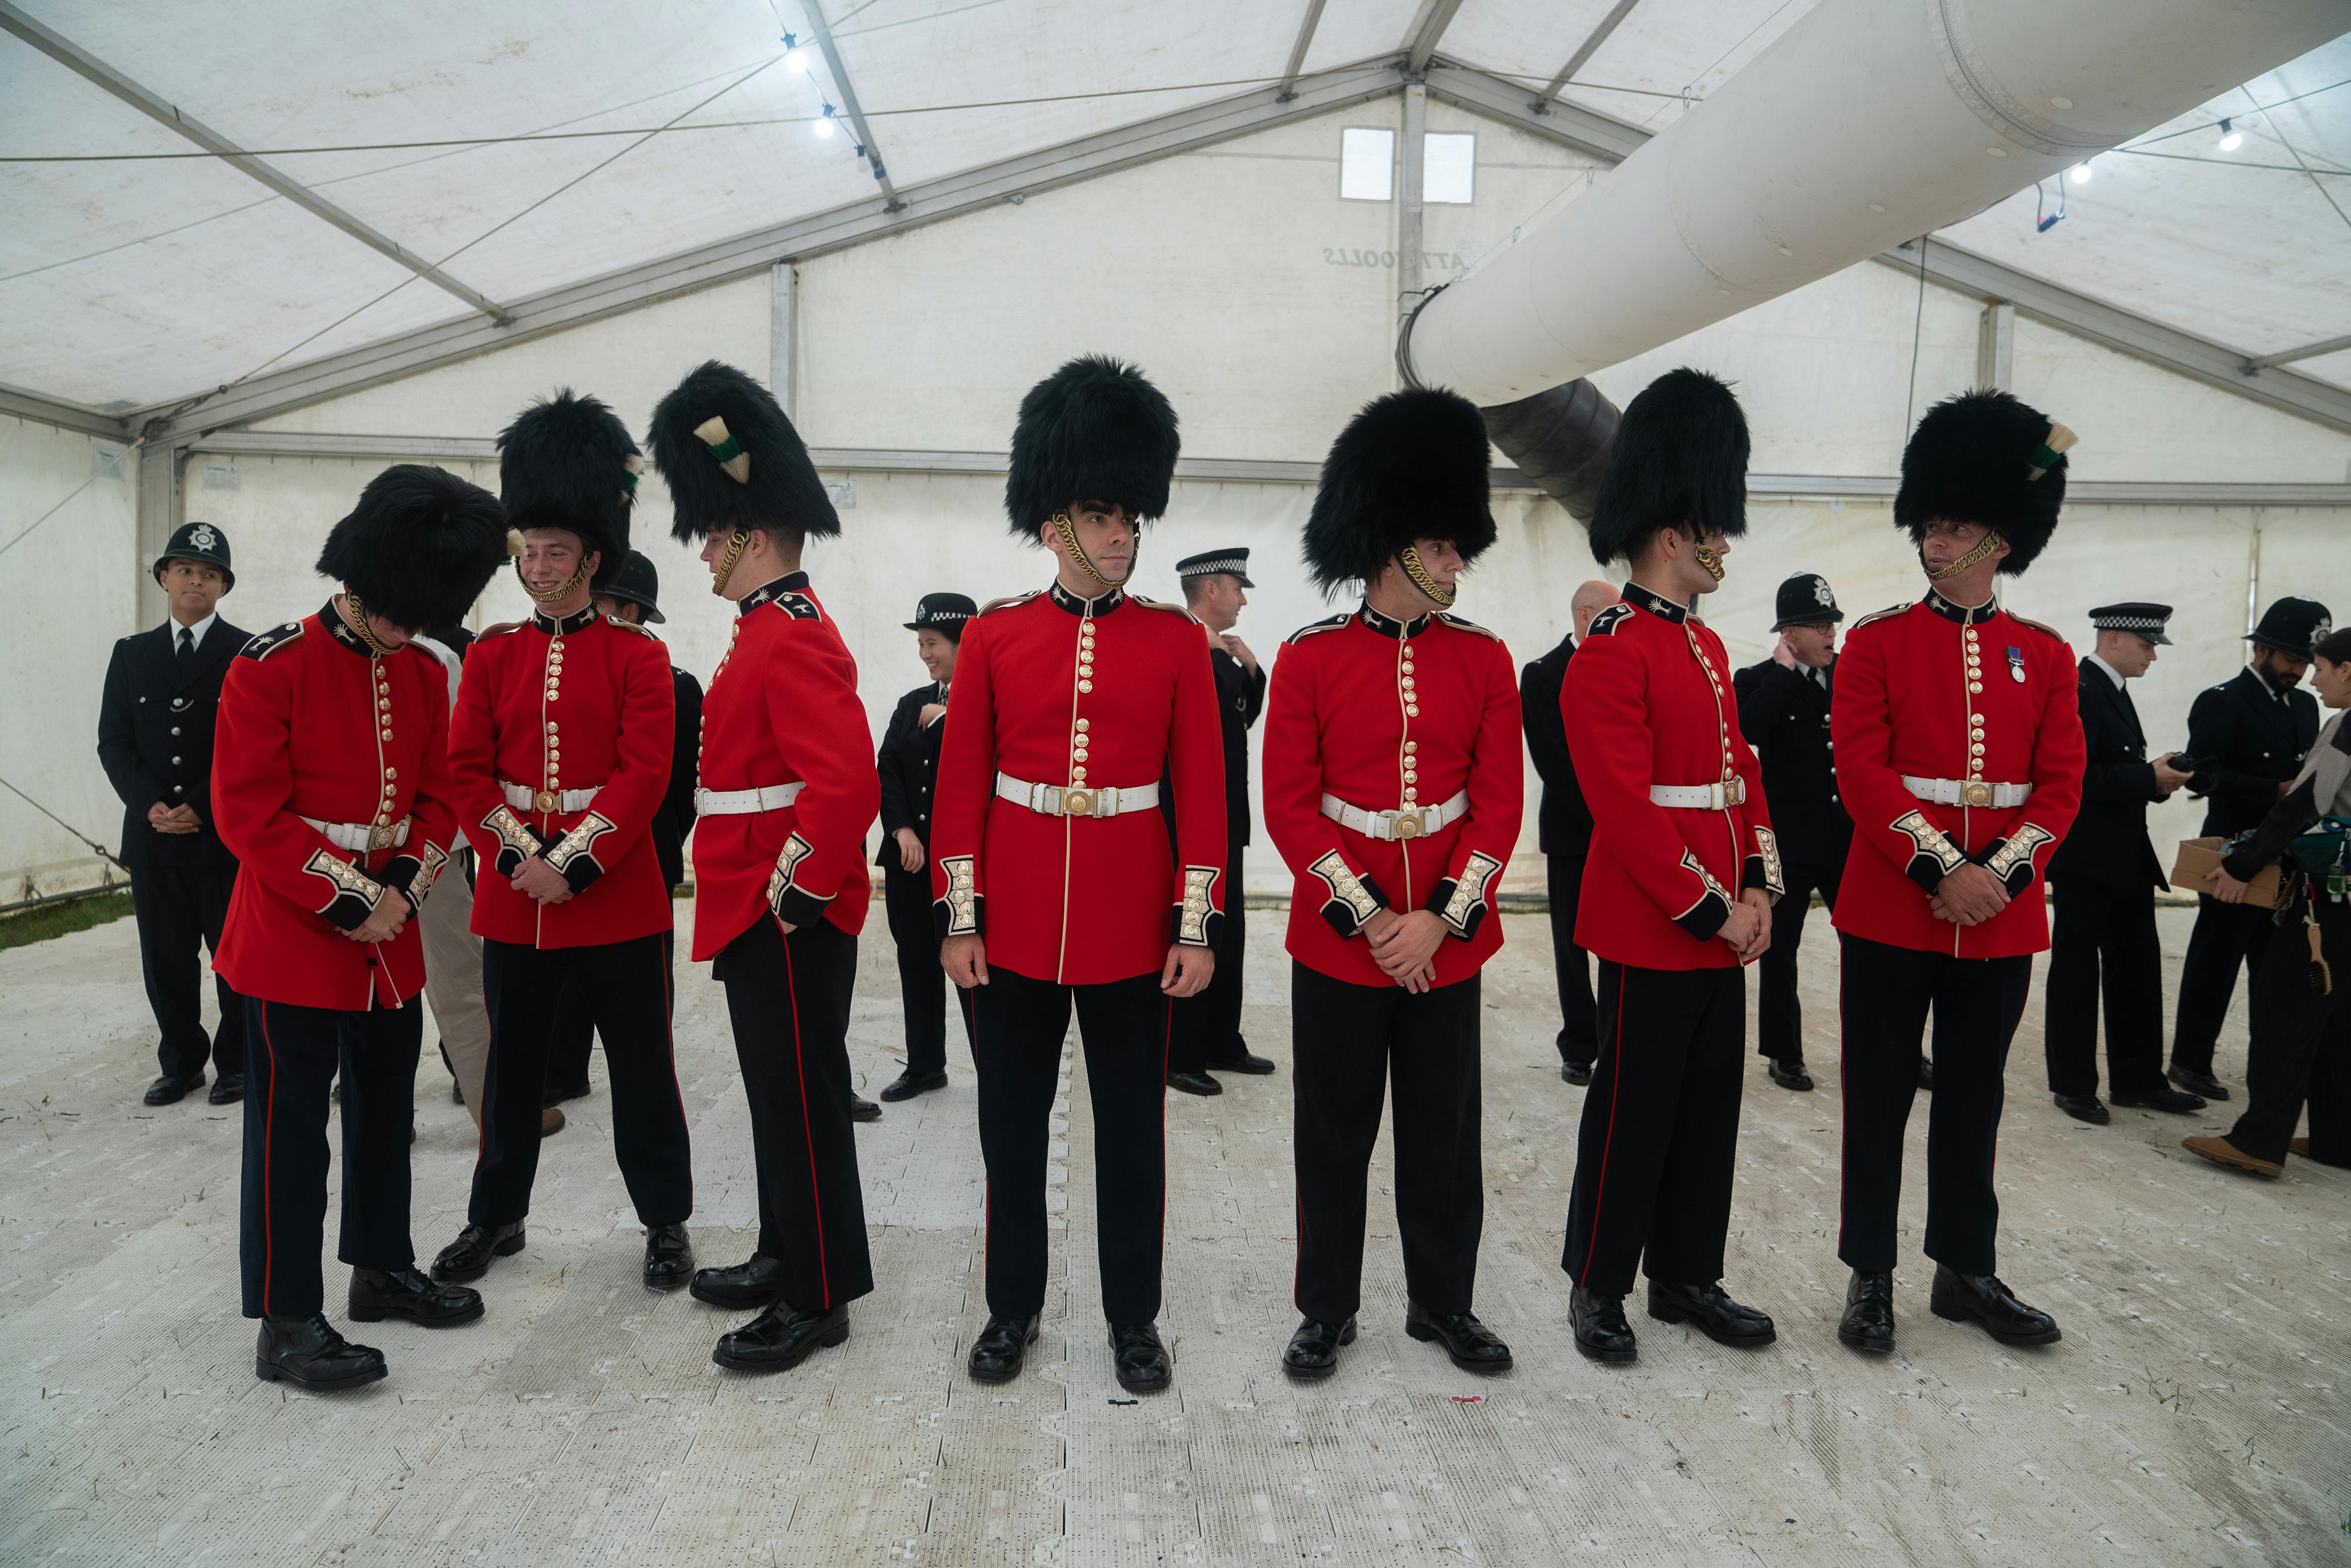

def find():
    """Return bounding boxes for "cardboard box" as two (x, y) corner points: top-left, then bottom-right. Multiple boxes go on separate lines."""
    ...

(2171, 838), (2286, 909)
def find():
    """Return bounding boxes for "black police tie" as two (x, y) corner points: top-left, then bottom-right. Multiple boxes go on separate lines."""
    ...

(176, 626), (195, 681)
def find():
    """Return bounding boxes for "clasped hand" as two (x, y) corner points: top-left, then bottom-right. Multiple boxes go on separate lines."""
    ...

(511, 856), (575, 905)
(1928, 862), (2010, 926)
(1364, 907), (1445, 992)
(346, 887), (411, 944)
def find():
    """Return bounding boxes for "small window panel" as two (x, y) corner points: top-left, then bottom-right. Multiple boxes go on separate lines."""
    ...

(1339, 127), (1395, 201)
(1424, 133), (1475, 204)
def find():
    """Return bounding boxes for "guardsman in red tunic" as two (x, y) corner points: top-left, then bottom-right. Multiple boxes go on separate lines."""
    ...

(1559, 370), (1783, 1366)
(429, 393), (694, 1294)
(649, 361), (880, 1374)
(213, 465), (510, 1389)
(1262, 388), (1523, 1382)
(1833, 391), (2085, 1354)
(930, 356), (1225, 1395)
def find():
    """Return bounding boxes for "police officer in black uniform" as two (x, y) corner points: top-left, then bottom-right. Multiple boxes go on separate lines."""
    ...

(1733, 572), (1853, 1091)
(2169, 595), (2331, 1100)
(876, 592), (977, 1103)
(1521, 580), (1617, 1085)
(98, 521), (252, 1107)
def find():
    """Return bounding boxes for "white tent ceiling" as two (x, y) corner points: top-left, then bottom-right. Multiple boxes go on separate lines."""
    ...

(4, 0), (2349, 420)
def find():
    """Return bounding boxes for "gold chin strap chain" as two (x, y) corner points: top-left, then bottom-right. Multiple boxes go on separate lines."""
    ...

(1397, 545), (1456, 608)
(1928, 528), (2006, 581)
(517, 555), (592, 605)
(339, 593), (401, 657)
(709, 528), (751, 595)
(1051, 511), (1131, 591)
(1692, 544), (1727, 582)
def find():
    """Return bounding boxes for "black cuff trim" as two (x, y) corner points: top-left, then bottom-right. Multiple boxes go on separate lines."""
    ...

(542, 811), (617, 894)
(1673, 889), (1732, 942)
(772, 884), (831, 927)
(1906, 857), (1948, 895)
(933, 893), (986, 943)
(1173, 865), (1221, 947)
(483, 806), (545, 879)
(302, 847), (384, 931)
(1308, 850), (1387, 939)
(1177, 906), (1227, 951)
(1741, 855), (1770, 893)
(1978, 823), (2055, 896)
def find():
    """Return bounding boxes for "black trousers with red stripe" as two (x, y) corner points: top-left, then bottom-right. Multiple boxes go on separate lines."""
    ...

(1560, 961), (1744, 1298)
(544, 929), (677, 1095)
(474, 932), (693, 1229)
(1292, 961), (1483, 1324)
(969, 964), (1168, 1324)
(1837, 933), (2031, 1275)
(239, 996), (421, 1319)
(714, 914), (873, 1312)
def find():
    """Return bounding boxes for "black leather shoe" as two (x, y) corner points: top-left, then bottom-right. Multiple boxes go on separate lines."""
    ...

(1646, 1280), (1776, 1348)
(849, 1097), (882, 1124)
(348, 1267), (484, 1326)
(1917, 1058), (1935, 1092)
(2111, 1085), (2206, 1114)
(1930, 1265), (2059, 1346)
(2169, 1064), (2229, 1101)
(1560, 1060), (1594, 1086)
(880, 1068), (947, 1101)
(967, 1313), (1041, 1383)
(1281, 1316), (1356, 1381)
(2053, 1093), (2110, 1125)
(1766, 1058), (1813, 1092)
(1110, 1322), (1173, 1392)
(1167, 1071), (1223, 1097)
(643, 1223), (693, 1291)
(542, 1078), (590, 1108)
(1838, 1271), (1895, 1353)
(713, 1303), (849, 1371)
(1569, 1286), (1636, 1363)
(1404, 1300), (1512, 1373)
(207, 1072), (245, 1105)
(143, 1071), (202, 1106)
(256, 1314), (386, 1389)
(1207, 1047), (1277, 1075)
(430, 1221), (525, 1282)
(450, 1077), (465, 1105)
(692, 1254), (789, 1308)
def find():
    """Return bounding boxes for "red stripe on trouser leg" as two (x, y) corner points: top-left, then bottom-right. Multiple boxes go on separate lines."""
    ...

(773, 914), (831, 1309)
(1577, 967), (1627, 1288)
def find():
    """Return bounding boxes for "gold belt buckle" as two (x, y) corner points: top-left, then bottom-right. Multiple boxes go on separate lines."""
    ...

(534, 789), (560, 813)
(1061, 787), (1094, 817)
(1962, 781), (1993, 808)
(369, 822), (399, 851)
(1393, 808), (1424, 839)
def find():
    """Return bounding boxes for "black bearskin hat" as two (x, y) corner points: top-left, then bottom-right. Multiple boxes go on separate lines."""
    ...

(1302, 388), (1495, 595)
(1585, 367), (1749, 567)
(1004, 355), (1180, 540)
(1894, 389), (2070, 575)
(497, 389), (638, 588)
(314, 465), (510, 632)
(648, 360), (838, 544)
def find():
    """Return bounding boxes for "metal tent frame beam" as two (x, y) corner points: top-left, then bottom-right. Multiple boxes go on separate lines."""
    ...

(0, 383), (132, 442)
(1275, 0), (1329, 101)
(802, 0), (900, 210)
(2243, 331), (2351, 371)
(1402, 0), (1468, 76)
(1532, 0), (1645, 109)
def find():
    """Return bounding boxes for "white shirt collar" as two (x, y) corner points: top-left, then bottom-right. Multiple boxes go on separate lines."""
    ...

(2088, 652), (2127, 690)
(172, 611), (219, 650)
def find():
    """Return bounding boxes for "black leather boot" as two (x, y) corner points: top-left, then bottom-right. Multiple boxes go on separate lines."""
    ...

(712, 1304), (849, 1371)
(1837, 1270), (1895, 1353)
(2109, 1085), (2206, 1114)
(1928, 1264), (2059, 1346)
(1280, 1316), (1356, 1381)
(2168, 1064), (2228, 1101)
(1766, 1058), (1813, 1092)
(430, 1221), (524, 1282)
(642, 1223), (693, 1291)
(143, 1071), (202, 1106)
(967, 1313), (1041, 1383)
(348, 1268), (484, 1326)
(1646, 1280), (1775, 1347)
(1166, 1071), (1222, 1097)
(255, 1314), (386, 1388)
(849, 1096), (882, 1123)
(207, 1072), (245, 1105)
(691, 1253), (788, 1309)
(1404, 1300), (1512, 1373)
(1110, 1322), (1173, 1392)
(1206, 1044), (1276, 1075)
(1560, 1060), (1594, 1086)
(1569, 1286), (1637, 1363)
(2052, 1093), (2109, 1124)
(879, 1068), (947, 1101)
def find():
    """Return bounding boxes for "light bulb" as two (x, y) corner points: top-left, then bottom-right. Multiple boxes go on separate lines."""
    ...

(2218, 119), (2242, 152)
(785, 47), (812, 72)
(813, 118), (836, 139)
(2068, 162), (2093, 185)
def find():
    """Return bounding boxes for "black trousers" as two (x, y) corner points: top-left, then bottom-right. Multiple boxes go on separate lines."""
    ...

(883, 863), (969, 1077)
(714, 914), (873, 1312)
(2042, 878), (2166, 1097)
(545, 929), (676, 1095)
(1757, 861), (1841, 1064)
(1838, 933), (2031, 1275)
(970, 964), (1167, 1324)
(1561, 961), (1744, 1296)
(130, 862), (245, 1080)
(474, 933), (693, 1229)
(2172, 896), (2279, 1075)
(240, 996), (420, 1319)
(1546, 852), (1598, 1068)
(1292, 962), (1482, 1322)
(2226, 896), (2351, 1164)
(1170, 845), (1248, 1074)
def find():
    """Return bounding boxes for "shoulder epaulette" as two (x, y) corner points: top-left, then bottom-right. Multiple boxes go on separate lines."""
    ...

(2005, 612), (2064, 641)
(239, 622), (304, 661)
(1436, 612), (1499, 641)
(766, 591), (823, 622)
(1131, 594), (1200, 621)
(979, 590), (1041, 615)
(604, 614), (660, 638)
(1285, 613), (1351, 645)
(477, 621), (524, 639)
(1585, 603), (1635, 638)
(1847, 602), (1909, 632)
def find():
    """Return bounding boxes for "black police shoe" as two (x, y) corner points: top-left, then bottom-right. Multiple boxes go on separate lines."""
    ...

(850, 1097), (882, 1124)
(967, 1313), (1041, 1383)
(692, 1254), (788, 1309)
(1928, 1265), (2059, 1346)
(1646, 1280), (1776, 1348)
(1281, 1316), (1356, 1381)
(713, 1303), (849, 1371)
(256, 1314), (386, 1389)
(1167, 1071), (1222, 1097)
(207, 1072), (245, 1105)
(1917, 1058), (1935, 1092)
(1560, 1060), (1595, 1087)
(1404, 1300), (1512, 1373)
(431, 1220), (524, 1282)
(1110, 1322), (1173, 1393)
(1569, 1286), (1636, 1363)
(2169, 1064), (2229, 1101)
(2052, 1093), (2110, 1125)
(643, 1224), (693, 1291)
(1207, 1045), (1276, 1076)
(542, 1078), (591, 1108)
(348, 1267), (484, 1326)
(1766, 1058), (1813, 1092)
(1838, 1271), (1895, 1353)
(879, 1068), (947, 1102)
(2111, 1085), (2206, 1114)
(143, 1071), (203, 1106)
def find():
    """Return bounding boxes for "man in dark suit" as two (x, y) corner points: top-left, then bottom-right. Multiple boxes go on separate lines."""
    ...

(1166, 548), (1274, 1095)
(97, 522), (250, 1107)
(2043, 604), (2204, 1122)
(876, 592), (976, 1103)
(2169, 595), (2332, 1100)
(1733, 573), (1854, 1091)
(1521, 579), (1618, 1084)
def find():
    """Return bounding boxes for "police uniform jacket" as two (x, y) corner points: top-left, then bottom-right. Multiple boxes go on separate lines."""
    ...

(1565, 584), (1781, 972)
(690, 572), (878, 960)
(2045, 659), (2168, 892)
(1829, 590), (2085, 959)
(1262, 603), (1522, 988)
(1733, 655), (1851, 867)
(1211, 641), (1267, 846)
(97, 615), (248, 867)
(1519, 631), (1593, 857)
(448, 605), (677, 949)
(929, 582), (1227, 985)
(876, 681), (947, 861)
(655, 666), (702, 892)
(2185, 668), (2320, 838)
(211, 606), (460, 1010)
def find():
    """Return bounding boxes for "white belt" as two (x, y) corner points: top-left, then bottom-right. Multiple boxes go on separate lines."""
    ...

(503, 781), (600, 814)
(302, 815), (410, 853)
(996, 772), (1157, 819)
(695, 782), (806, 815)
(1319, 790), (1469, 842)
(1904, 775), (2033, 809)
(1649, 779), (1747, 810)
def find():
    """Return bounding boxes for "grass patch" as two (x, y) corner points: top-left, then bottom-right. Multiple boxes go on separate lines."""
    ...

(0, 888), (135, 951)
